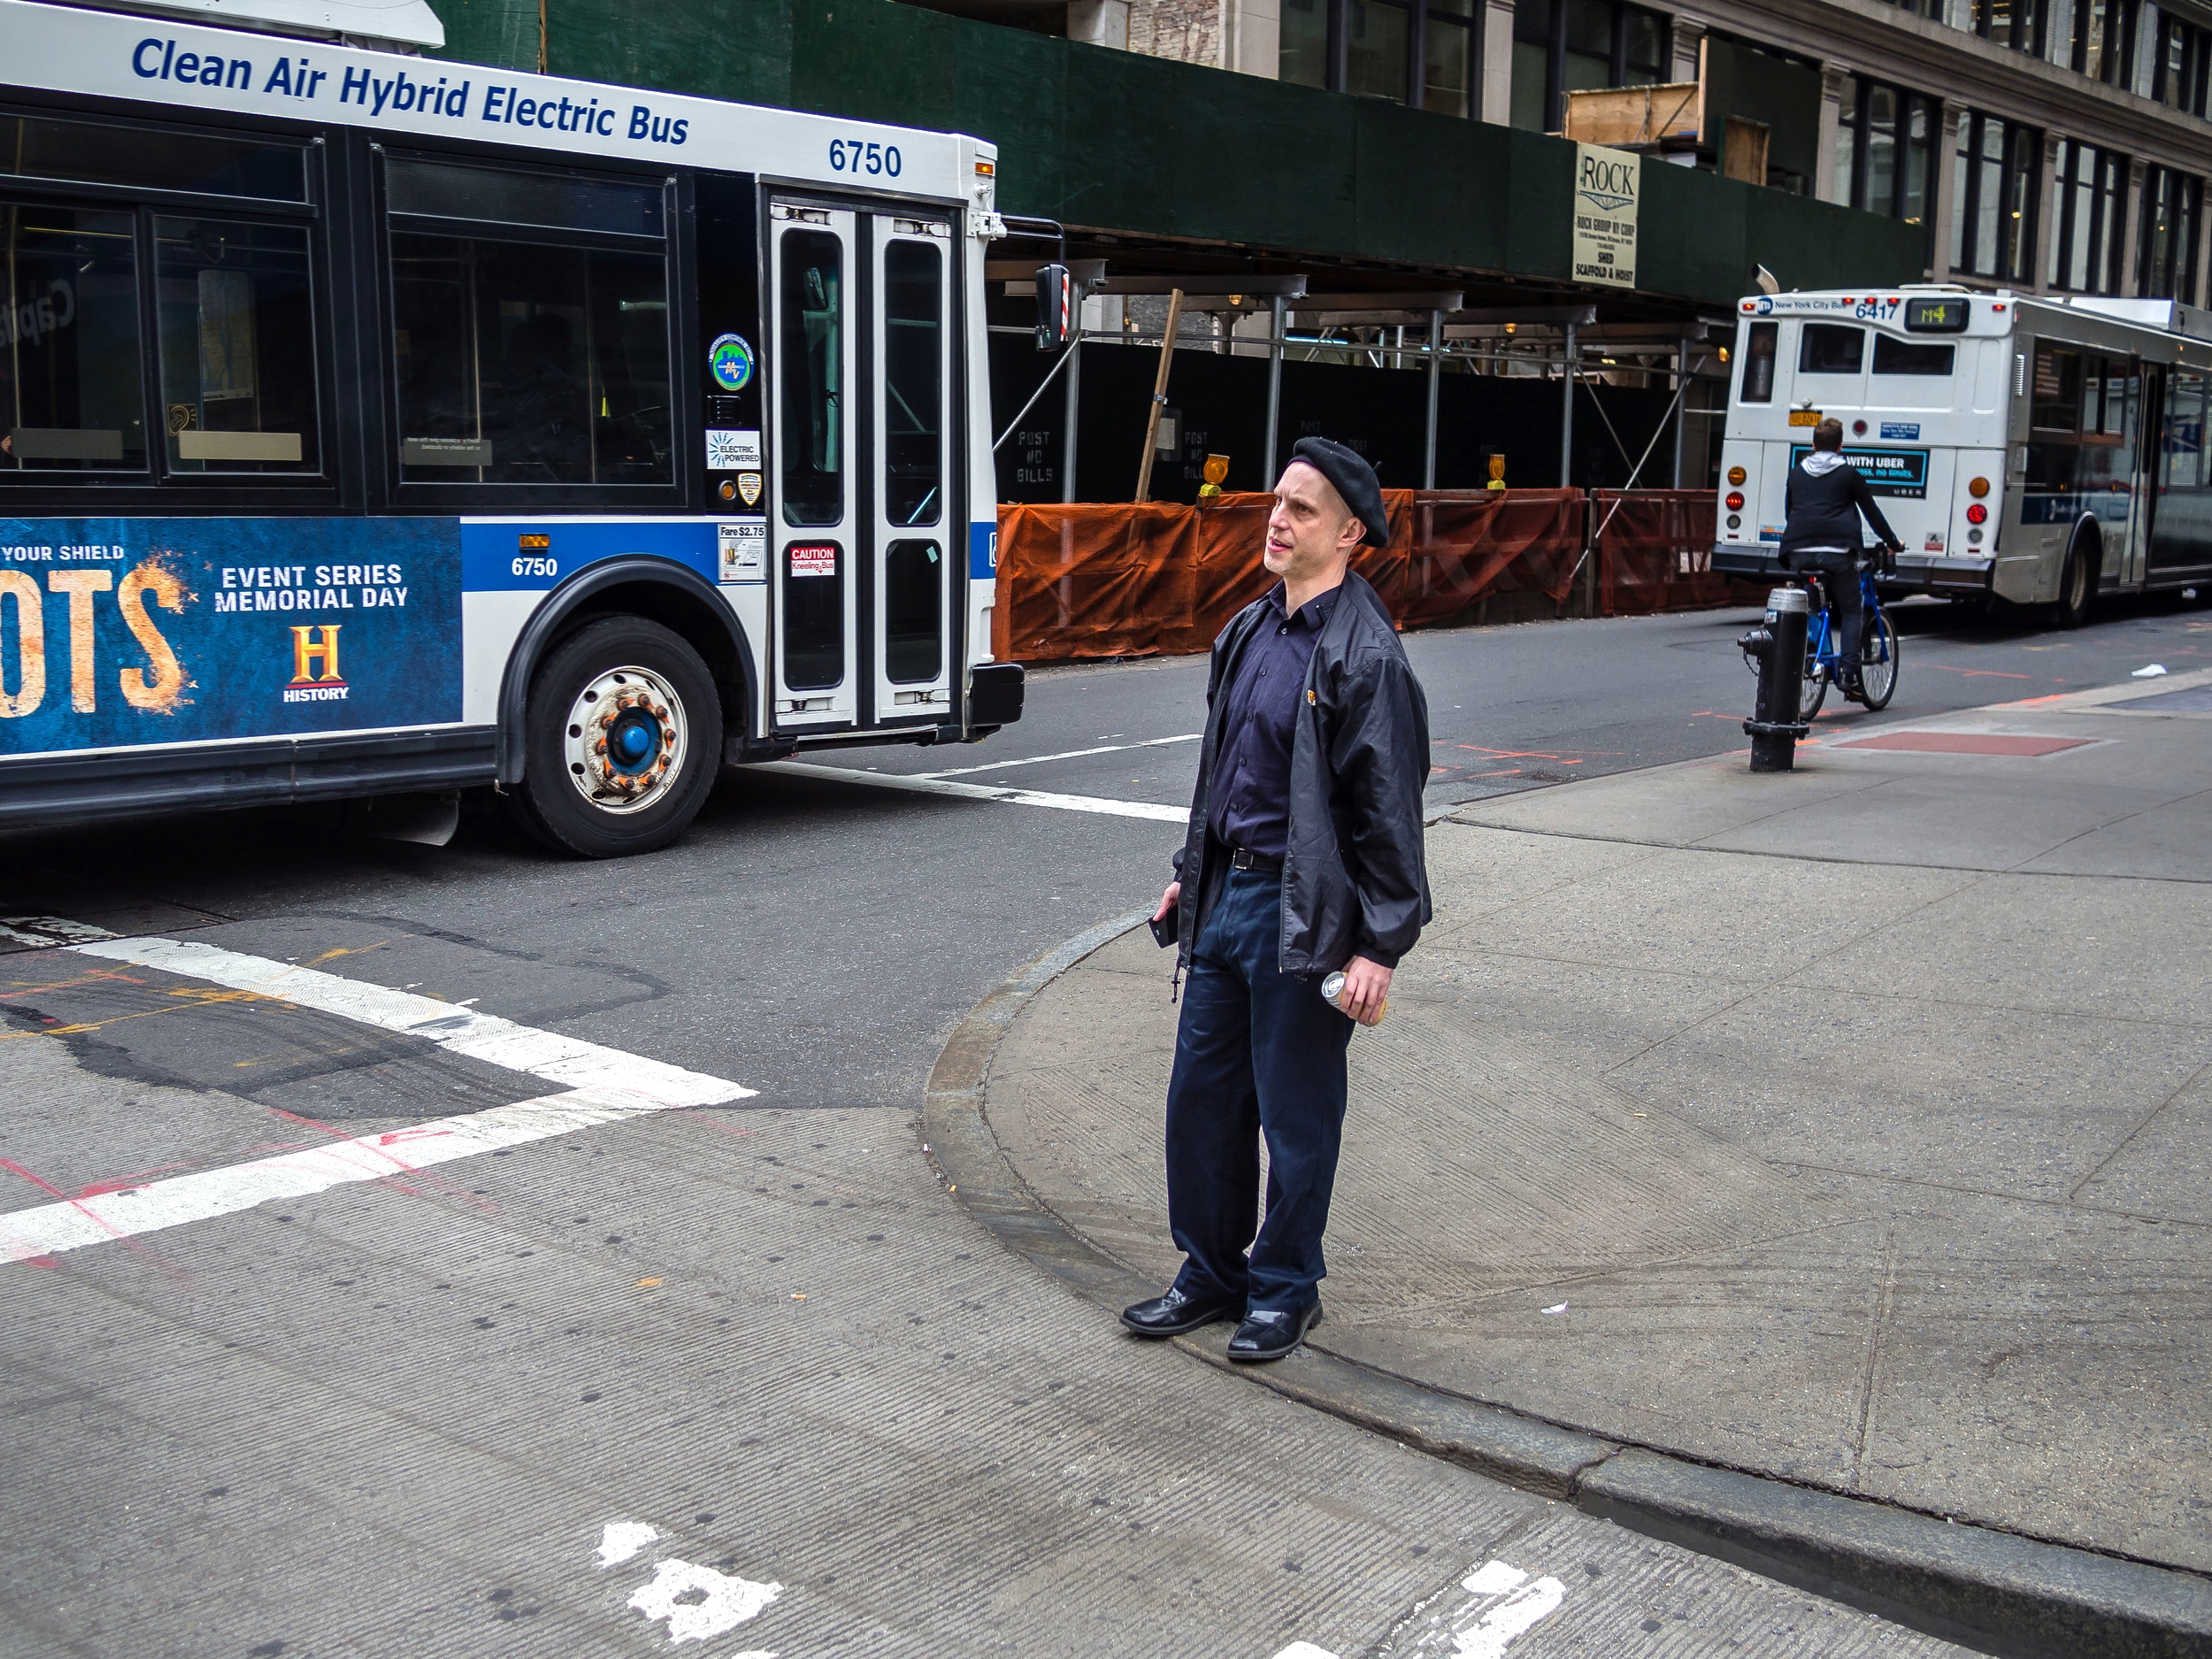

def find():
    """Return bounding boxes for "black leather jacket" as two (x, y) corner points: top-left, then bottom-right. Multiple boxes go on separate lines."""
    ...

(1172, 571), (1432, 975)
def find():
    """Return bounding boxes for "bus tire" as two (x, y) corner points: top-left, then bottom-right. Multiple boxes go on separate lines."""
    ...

(2054, 530), (2097, 630)
(511, 616), (724, 859)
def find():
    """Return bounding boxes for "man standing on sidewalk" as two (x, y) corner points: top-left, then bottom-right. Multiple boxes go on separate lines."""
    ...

(1122, 437), (1432, 1363)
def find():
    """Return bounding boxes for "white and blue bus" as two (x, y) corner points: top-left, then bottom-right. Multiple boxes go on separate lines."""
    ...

(1713, 285), (2212, 627)
(0, 0), (1020, 856)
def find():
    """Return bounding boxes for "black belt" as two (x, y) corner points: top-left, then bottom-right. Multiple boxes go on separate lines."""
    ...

(1228, 846), (1282, 873)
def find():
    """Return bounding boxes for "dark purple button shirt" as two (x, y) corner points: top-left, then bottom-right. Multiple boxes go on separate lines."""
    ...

(1207, 581), (1340, 861)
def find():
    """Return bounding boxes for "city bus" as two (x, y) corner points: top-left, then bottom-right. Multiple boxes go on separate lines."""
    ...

(0, 0), (1021, 856)
(1711, 285), (2212, 628)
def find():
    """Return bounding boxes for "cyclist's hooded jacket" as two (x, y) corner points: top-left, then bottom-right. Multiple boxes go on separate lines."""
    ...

(1781, 450), (1901, 565)
(1170, 571), (1432, 977)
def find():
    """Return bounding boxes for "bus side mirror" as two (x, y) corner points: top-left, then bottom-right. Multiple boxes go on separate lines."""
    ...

(1035, 264), (1075, 350)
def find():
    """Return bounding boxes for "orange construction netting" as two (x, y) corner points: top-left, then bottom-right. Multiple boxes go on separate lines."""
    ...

(992, 489), (1586, 664)
(1590, 490), (1762, 616)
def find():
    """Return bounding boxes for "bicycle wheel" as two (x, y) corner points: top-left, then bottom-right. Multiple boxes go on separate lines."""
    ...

(1859, 606), (1899, 710)
(1799, 650), (1829, 721)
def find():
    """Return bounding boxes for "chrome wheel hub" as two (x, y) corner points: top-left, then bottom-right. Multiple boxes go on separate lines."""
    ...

(563, 665), (688, 815)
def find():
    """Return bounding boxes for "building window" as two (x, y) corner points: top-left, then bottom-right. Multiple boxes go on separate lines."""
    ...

(2139, 165), (2203, 303)
(1951, 111), (2039, 281)
(2048, 138), (2128, 293)
(2154, 12), (2212, 116)
(1836, 75), (1935, 254)
(1971, 0), (2049, 53)
(1510, 0), (1668, 133)
(1282, 0), (1476, 113)
(2072, 0), (2142, 90)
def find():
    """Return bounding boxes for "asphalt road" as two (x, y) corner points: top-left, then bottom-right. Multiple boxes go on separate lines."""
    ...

(3, 593), (2201, 1657)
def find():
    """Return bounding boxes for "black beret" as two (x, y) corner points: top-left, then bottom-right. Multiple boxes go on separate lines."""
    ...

(1289, 436), (1390, 549)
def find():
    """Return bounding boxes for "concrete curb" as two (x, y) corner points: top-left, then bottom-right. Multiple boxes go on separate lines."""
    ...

(924, 915), (2212, 1659)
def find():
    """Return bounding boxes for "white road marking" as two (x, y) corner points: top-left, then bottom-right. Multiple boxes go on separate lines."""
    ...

(627, 1558), (781, 1647)
(1359, 1558), (1567, 1657)
(0, 930), (754, 1262)
(1454, 1576), (1566, 1658)
(0, 1087), (690, 1263)
(920, 732), (1201, 778)
(1271, 1645), (1341, 1659)
(756, 759), (1187, 823)
(1, 915), (118, 948)
(69, 937), (749, 1108)
(597, 1522), (661, 1567)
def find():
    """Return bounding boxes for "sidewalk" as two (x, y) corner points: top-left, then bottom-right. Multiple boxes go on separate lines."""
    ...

(980, 669), (2212, 1582)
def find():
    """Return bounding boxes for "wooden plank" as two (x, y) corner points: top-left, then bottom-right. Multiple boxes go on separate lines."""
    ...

(1562, 81), (1703, 147)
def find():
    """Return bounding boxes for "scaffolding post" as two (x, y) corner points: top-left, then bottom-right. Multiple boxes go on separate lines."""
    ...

(1423, 308), (1442, 489)
(1558, 319), (1577, 488)
(1062, 321), (1082, 503)
(1671, 335), (1691, 489)
(1263, 294), (1286, 488)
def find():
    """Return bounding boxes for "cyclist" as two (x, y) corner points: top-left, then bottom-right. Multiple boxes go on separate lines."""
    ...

(1780, 417), (1901, 703)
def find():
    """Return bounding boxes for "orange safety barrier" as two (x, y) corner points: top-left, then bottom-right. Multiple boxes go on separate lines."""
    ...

(993, 489), (1586, 664)
(1590, 490), (1760, 616)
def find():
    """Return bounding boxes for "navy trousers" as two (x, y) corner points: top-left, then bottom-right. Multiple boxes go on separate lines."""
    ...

(1164, 867), (1355, 1315)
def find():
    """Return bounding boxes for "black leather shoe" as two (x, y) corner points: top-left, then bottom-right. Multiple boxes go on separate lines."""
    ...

(1226, 1302), (1322, 1363)
(1120, 1286), (1244, 1338)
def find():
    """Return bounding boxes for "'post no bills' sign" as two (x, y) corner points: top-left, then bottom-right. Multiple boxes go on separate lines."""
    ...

(1572, 143), (1640, 289)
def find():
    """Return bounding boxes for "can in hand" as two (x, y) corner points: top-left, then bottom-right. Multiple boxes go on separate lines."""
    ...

(1320, 969), (1388, 1027)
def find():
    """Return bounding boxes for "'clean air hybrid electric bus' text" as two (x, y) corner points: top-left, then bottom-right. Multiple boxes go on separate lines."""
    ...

(1712, 286), (2212, 627)
(0, 0), (1021, 855)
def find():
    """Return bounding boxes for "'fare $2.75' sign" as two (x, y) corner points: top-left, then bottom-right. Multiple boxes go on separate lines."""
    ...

(1572, 143), (1639, 289)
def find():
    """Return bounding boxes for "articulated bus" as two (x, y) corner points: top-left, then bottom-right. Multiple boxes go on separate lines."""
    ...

(1712, 286), (2212, 626)
(0, 0), (1022, 856)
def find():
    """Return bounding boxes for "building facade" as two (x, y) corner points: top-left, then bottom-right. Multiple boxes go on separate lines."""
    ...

(1079, 0), (2212, 303)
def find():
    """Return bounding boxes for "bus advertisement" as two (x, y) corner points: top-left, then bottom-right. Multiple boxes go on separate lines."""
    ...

(1712, 285), (2212, 628)
(0, 0), (1023, 856)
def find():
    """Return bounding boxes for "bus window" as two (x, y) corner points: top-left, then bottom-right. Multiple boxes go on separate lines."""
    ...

(1, 204), (145, 472)
(1740, 321), (1778, 402)
(1799, 324), (1864, 375)
(1871, 335), (1955, 375)
(780, 231), (843, 526)
(155, 218), (318, 472)
(882, 241), (941, 526)
(2163, 370), (2208, 489)
(2032, 346), (2081, 431)
(884, 538), (941, 685)
(387, 157), (672, 488)
(1, 111), (306, 201)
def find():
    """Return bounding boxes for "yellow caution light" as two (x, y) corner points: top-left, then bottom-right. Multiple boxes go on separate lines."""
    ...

(1718, 345), (1731, 362)
(974, 158), (995, 178)
(1727, 465), (1747, 486)
(1969, 475), (1991, 497)
(518, 533), (550, 549)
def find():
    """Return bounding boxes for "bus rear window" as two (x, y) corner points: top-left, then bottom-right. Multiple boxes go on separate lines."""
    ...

(1872, 335), (1955, 375)
(1740, 321), (1777, 403)
(1800, 325), (1864, 374)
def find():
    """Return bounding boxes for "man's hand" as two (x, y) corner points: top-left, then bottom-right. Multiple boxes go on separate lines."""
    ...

(1154, 881), (1180, 923)
(1336, 955), (1393, 1025)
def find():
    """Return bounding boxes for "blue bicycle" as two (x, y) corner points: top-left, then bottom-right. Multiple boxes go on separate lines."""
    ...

(1795, 560), (1899, 718)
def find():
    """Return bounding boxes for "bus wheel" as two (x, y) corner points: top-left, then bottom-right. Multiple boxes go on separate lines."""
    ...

(2055, 531), (2097, 630)
(514, 617), (724, 858)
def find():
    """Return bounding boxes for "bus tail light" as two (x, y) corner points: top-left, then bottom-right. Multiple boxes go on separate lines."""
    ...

(1966, 503), (1988, 525)
(1725, 491), (1745, 511)
(1727, 465), (1747, 486)
(1968, 475), (1990, 497)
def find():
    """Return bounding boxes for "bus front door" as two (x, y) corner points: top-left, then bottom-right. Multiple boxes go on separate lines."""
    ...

(771, 203), (860, 732)
(770, 201), (958, 736)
